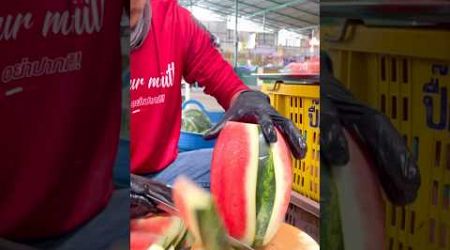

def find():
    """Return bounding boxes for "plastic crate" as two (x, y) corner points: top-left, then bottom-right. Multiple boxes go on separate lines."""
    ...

(323, 23), (450, 250)
(261, 83), (320, 201)
(285, 191), (320, 242)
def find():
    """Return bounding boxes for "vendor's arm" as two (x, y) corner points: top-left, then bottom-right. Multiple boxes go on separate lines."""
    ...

(179, 7), (306, 159)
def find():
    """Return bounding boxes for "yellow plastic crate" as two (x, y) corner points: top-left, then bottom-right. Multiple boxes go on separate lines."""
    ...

(261, 83), (320, 202)
(323, 23), (450, 250)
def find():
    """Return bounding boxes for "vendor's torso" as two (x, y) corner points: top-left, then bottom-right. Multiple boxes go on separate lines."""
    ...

(130, 0), (185, 173)
(0, 0), (122, 239)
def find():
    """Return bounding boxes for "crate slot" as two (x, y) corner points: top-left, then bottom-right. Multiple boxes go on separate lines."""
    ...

(446, 144), (450, 170)
(392, 96), (398, 119)
(381, 56), (387, 82)
(381, 95), (387, 113)
(402, 59), (409, 83)
(432, 181), (439, 206)
(435, 141), (442, 167)
(391, 58), (397, 82)
(403, 97), (409, 121)
(398, 242), (403, 250)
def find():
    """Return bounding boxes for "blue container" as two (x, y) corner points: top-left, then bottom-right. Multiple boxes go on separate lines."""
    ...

(178, 100), (224, 152)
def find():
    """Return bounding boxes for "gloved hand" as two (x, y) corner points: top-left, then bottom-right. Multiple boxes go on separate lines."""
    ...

(204, 90), (307, 159)
(130, 174), (173, 219)
(320, 51), (421, 205)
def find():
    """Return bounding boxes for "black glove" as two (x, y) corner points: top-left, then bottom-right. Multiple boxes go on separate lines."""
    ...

(204, 90), (307, 159)
(130, 174), (173, 219)
(320, 51), (420, 205)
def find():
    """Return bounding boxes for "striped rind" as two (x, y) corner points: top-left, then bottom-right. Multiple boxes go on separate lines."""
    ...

(262, 129), (293, 245)
(173, 176), (211, 245)
(253, 130), (277, 247)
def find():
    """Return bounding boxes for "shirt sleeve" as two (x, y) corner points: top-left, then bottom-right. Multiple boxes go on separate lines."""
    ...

(179, 6), (249, 110)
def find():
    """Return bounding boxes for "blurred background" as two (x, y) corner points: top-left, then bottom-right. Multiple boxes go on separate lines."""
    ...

(178, 0), (319, 110)
(321, 1), (450, 249)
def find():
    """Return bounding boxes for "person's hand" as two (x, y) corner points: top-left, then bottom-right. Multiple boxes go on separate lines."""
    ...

(320, 51), (420, 205)
(204, 90), (307, 159)
(130, 174), (173, 219)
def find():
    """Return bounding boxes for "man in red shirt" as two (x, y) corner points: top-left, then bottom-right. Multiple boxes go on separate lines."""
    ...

(129, 0), (307, 191)
(0, 1), (129, 249)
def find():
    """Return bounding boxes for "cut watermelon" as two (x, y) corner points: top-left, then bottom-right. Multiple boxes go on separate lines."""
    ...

(173, 176), (232, 250)
(130, 215), (187, 250)
(210, 121), (293, 247)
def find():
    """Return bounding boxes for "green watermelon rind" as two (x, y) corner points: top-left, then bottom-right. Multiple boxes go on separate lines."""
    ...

(253, 132), (276, 247)
(321, 161), (345, 250)
(196, 203), (232, 250)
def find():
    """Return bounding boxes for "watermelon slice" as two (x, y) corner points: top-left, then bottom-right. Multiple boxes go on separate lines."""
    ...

(173, 176), (232, 250)
(130, 215), (188, 250)
(210, 121), (293, 247)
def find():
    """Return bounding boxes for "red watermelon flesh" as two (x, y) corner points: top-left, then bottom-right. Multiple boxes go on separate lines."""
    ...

(130, 231), (160, 250)
(130, 215), (186, 250)
(210, 121), (293, 247)
(333, 130), (385, 250)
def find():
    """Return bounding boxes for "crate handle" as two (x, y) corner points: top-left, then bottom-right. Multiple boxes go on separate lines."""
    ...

(324, 19), (361, 43)
(270, 80), (284, 92)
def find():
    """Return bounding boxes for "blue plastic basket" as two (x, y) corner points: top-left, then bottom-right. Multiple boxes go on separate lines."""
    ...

(178, 100), (223, 152)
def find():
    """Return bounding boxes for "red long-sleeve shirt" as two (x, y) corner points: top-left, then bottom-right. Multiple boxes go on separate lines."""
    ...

(131, 0), (248, 174)
(0, 1), (123, 239)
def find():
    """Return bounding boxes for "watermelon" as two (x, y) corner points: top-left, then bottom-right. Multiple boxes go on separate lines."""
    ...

(130, 215), (188, 250)
(173, 176), (232, 250)
(181, 109), (213, 134)
(322, 129), (385, 250)
(332, 130), (385, 250)
(210, 121), (293, 247)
